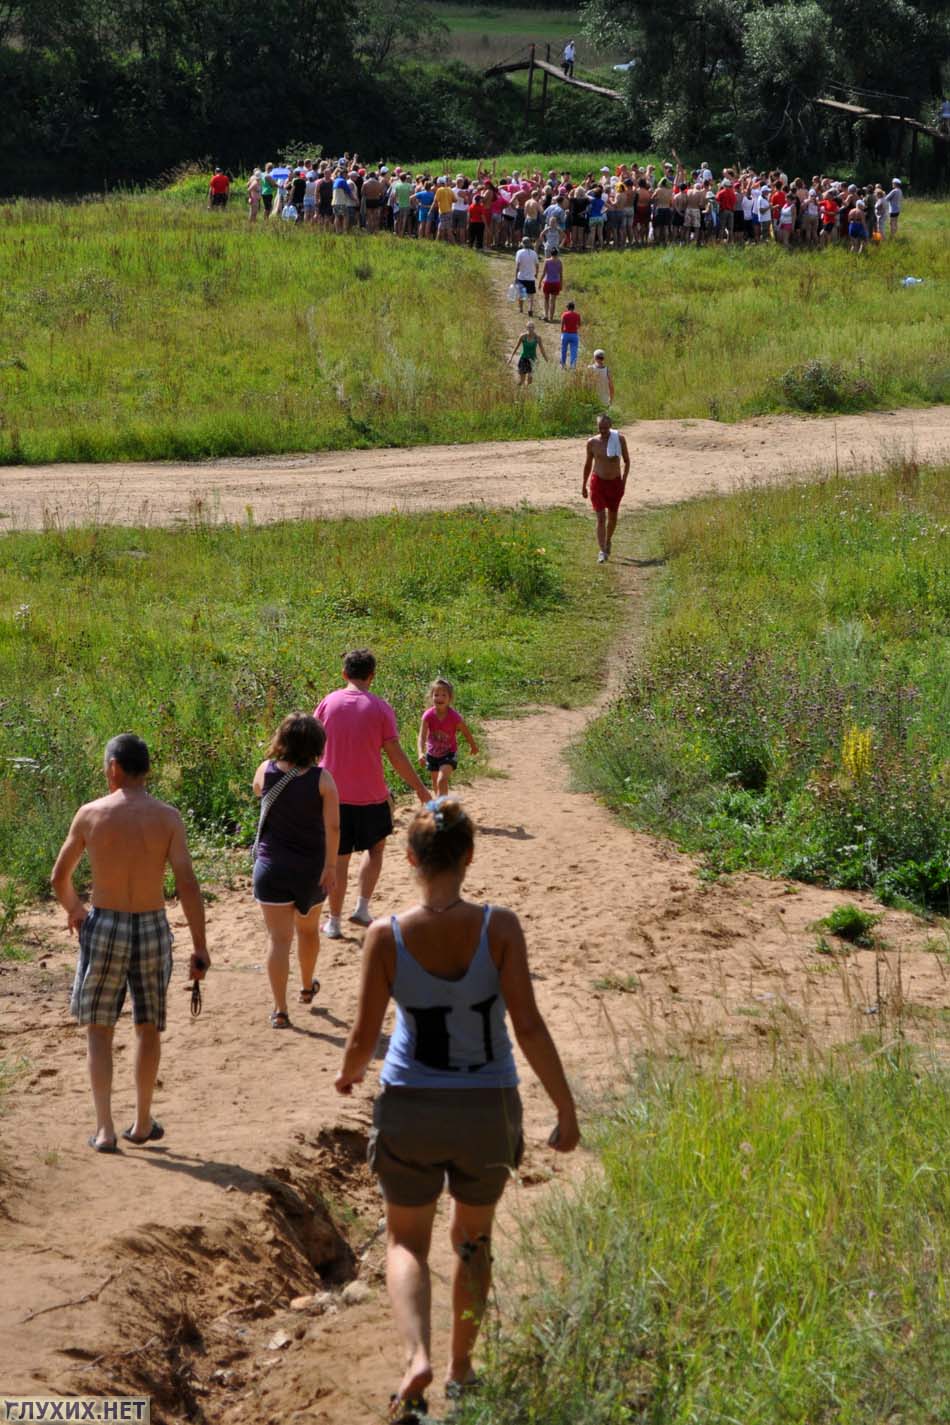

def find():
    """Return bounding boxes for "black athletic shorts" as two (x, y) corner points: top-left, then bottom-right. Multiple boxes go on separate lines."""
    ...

(339, 800), (394, 855)
(425, 752), (457, 772)
(519, 279), (536, 295)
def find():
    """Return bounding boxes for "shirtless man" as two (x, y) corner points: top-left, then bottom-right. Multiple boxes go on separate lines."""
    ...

(52, 734), (209, 1153)
(582, 413), (630, 563)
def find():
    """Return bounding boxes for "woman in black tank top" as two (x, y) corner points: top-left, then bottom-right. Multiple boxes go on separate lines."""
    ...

(252, 713), (340, 1029)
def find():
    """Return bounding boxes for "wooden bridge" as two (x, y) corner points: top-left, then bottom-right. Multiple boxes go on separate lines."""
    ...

(484, 44), (623, 118)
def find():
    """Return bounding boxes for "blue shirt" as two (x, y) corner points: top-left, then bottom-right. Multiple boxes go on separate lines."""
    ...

(381, 906), (518, 1089)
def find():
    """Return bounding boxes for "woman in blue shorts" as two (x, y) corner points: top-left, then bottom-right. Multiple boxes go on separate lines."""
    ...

(252, 713), (340, 1028)
(336, 799), (579, 1423)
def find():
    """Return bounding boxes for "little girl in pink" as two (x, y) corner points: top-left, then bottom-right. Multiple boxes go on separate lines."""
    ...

(417, 678), (478, 795)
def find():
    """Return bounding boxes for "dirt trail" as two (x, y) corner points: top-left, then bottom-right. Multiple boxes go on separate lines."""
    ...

(2, 542), (948, 1422)
(1, 406), (948, 530)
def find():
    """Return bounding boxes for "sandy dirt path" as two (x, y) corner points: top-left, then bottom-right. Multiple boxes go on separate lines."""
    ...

(1, 406), (948, 529)
(1, 545), (947, 1423)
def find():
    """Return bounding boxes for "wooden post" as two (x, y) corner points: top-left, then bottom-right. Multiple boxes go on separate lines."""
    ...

(526, 43), (535, 122)
(910, 125), (919, 183)
(540, 42), (550, 122)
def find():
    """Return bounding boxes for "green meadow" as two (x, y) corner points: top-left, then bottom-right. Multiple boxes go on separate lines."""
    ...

(0, 507), (617, 917)
(1, 193), (947, 465)
(464, 1056), (950, 1425)
(0, 200), (594, 464)
(576, 461), (950, 910)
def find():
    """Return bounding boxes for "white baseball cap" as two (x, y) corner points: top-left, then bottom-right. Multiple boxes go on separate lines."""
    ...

(593, 348), (605, 358)
(892, 177), (902, 185)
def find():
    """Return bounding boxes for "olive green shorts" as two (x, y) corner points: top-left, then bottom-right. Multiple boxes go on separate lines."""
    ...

(369, 1085), (523, 1207)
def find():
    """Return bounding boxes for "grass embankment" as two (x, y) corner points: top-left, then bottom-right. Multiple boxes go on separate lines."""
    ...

(0, 201), (593, 464)
(568, 201), (950, 421)
(430, 6), (624, 70)
(2, 194), (946, 465)
(466, 1058), (950, 1425)
(577, 462), (950, 910)
(0, 508), (617, 914)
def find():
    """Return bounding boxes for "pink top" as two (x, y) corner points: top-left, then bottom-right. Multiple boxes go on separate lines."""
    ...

(422, 706), (463, 757)
(315, 685), (398, 805)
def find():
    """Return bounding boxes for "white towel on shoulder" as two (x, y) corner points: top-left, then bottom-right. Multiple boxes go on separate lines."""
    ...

(605, 428), (621, 458)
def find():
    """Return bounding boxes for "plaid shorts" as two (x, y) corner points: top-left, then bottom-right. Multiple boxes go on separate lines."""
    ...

(70, 908), (173, 1031)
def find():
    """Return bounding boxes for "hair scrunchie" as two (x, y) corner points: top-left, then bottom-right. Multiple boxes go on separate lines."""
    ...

(426, 796), (448, 830)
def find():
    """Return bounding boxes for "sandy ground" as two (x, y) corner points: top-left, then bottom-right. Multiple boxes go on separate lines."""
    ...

(1, 405), (948, 530)
(1, 540), (948, 1422)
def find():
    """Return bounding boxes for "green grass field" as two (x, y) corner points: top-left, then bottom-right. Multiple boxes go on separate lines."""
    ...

(0, 200), (593, 464)
(575, 461), (950, 910)
(1, 192), (946, 465)
(464, 1055), (950, 1425)
(0, 508), (618, 917)
(430, 5), (623, 69)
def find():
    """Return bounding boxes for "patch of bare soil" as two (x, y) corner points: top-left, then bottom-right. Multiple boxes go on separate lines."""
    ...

(1, 548), (947, 1422)
(0, 407), (947, 530)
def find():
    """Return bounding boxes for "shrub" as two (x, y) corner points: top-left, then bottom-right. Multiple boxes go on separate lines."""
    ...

(780, 358), (878, 412)
(813, 903), (881, 946)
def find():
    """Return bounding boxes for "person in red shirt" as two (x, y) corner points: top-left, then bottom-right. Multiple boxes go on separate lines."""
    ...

(715, 178), (736, 241)
(769, 184), (785, 239)
(467, 193), (488, 249)
(208, 168), (230, 210)
(819, 194), (839, 243)
(560, 301), (581, 368)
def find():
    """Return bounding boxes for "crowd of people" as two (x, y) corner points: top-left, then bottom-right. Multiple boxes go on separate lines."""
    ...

(217, 155), (907, 254)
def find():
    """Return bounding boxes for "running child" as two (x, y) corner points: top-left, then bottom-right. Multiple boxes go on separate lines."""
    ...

(417, 679), (478, 796)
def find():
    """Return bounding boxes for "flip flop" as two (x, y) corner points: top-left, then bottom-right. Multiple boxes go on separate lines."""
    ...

(88, 1134), (118, 1154)
(298, 979), (321, 1005)
(270, 1009), (292, 1029)
(389, 1395), (428, 1425)
(121, 1121), (164, 1145)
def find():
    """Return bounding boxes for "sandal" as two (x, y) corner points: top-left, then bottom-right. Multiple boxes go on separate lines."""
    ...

(298, 978), (320, 1005)
(270, 1009), (292, 1029)
(389, 1397), (427, 1425)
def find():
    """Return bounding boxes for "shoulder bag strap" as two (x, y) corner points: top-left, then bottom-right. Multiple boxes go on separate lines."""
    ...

(252, 767), (300, 859)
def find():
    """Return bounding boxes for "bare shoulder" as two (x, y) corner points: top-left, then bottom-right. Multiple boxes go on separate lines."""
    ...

(487, 904), (523, 939)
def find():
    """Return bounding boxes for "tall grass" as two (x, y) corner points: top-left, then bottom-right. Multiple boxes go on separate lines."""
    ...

(466, 1056), (950, 1425)
(2, 196), (946, 465)
(0, 200), (594, 465)
(0, 508), (617, 898)
(576, 462), (950, 910)
(567, 201), (950, 420)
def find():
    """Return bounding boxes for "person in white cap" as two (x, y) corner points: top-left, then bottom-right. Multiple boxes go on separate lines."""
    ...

(886, 179), (903, 237)
(587, 349), (613, 407)
(562, 39), (575, 76)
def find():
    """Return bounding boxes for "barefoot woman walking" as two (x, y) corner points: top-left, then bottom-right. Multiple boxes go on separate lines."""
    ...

(336, 799), (579, 1421)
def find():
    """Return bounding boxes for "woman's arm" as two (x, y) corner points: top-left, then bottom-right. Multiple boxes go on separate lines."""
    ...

(320, 770), (340, 892)
(496, 911), (579, 1151)
(252, 760), (269, 797)
(336, 926), (393, 1092)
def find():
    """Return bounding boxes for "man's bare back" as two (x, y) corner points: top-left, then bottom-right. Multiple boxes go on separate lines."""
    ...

(70, 789), (186, 912)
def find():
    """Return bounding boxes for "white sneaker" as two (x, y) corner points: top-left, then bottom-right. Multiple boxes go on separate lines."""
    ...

(348, 907), (373, 927)
(322, 917), (342, 939)
(597, 550), (607, 563)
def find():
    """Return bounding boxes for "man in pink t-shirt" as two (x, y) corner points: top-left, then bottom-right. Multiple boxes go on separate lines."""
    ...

(315, 649), (428, 938)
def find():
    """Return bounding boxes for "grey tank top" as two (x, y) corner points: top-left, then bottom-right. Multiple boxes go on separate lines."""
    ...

(380, 905), (518, 1089)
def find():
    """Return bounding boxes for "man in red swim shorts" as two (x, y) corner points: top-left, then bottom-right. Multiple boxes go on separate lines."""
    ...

(582, 413), (630, 563)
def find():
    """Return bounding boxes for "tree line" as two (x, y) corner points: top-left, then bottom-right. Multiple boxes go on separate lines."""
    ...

(0, 0), (946, 196)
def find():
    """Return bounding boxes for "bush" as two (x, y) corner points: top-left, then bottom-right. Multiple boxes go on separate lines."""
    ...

(813, 903), (881, 946)
(780, 358), (878, 412)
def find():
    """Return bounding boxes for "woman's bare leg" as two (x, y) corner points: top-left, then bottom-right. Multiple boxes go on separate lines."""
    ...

(386, 1200), (439, 1403)
(260, 902), (295, 1015)
(447, 1200), (497, 1387)
(294, 903), (321, 995)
